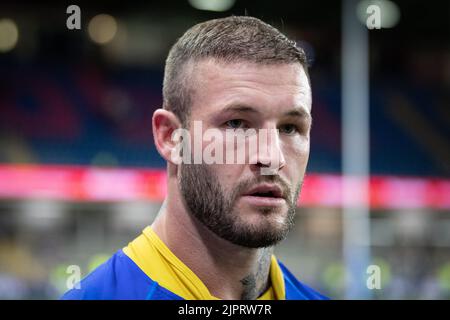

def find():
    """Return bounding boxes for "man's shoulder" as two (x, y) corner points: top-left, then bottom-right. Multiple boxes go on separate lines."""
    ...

(61, 250), (152, 300)
(278, 261), (329, 300)
(61, 249), (184, 300)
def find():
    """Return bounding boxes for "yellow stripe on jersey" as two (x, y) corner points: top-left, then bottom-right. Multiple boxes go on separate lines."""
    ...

(123, 226), (286, 300)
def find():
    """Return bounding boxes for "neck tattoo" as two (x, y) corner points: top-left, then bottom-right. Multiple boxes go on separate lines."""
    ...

(239, 248), (272, 300)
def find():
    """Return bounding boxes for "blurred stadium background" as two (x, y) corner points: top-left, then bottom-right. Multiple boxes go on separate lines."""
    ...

(0, 0), (449, 299)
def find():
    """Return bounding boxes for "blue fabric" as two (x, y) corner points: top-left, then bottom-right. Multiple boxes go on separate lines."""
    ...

(61, 250), (183, 300)
(278, 261), (329, 300)
(61, 249), (328, 300)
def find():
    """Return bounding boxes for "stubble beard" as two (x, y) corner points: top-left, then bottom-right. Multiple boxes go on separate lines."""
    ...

(179, 163), (302, 248)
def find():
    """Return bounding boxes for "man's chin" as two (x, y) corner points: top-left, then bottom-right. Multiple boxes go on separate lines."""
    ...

(225, 226), (288, 248)
(223, 214), (291, 248)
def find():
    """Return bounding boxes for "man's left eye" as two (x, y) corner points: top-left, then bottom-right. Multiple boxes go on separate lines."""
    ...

(279, 124), (298, 134)
(225, 119), (245, 129)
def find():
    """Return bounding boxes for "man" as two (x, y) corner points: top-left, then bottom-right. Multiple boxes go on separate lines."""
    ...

(62, 16), (328, 300)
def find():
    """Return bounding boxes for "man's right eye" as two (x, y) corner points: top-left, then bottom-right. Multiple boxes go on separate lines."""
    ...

(225, 119), (245, 129)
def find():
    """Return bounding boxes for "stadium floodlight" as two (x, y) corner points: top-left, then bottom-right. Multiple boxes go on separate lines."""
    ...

(188, 0), (235, 12)
(0, 18), (19, 53)
(88, 14), (118, 45)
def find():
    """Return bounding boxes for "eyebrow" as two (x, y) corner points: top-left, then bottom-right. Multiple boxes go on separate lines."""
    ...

(283, 109), (312, 124)
(221, 104), (311, 122)
(221, 105), (260, 115)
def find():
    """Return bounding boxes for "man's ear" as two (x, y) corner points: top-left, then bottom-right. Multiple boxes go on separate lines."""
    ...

(152, 109), (182, 164)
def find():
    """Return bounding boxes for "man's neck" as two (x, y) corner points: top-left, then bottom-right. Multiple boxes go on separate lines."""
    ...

(151, 197), (273, 300)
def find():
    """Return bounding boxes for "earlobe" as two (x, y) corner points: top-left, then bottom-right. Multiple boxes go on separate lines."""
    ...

(152, 109), (182, 164)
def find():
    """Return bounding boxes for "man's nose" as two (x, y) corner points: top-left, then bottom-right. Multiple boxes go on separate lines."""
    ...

(249, 128), (286, 175)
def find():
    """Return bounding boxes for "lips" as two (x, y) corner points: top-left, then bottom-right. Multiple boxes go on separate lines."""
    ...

(244, 184), (284, 198)
(241, 184), (286, 207)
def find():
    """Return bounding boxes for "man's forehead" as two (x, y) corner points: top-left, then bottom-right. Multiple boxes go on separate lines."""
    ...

(194, 58), (308, 84)
(190, 58), (312, 112)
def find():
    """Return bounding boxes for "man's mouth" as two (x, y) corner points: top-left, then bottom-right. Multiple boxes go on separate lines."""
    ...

(241, 184), (286, 207)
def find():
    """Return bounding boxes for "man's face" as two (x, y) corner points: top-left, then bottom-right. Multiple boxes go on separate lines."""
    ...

(179, 59), (312, 248)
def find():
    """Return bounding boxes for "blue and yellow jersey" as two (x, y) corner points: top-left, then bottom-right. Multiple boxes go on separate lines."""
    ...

(61, 226), (328, 300)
